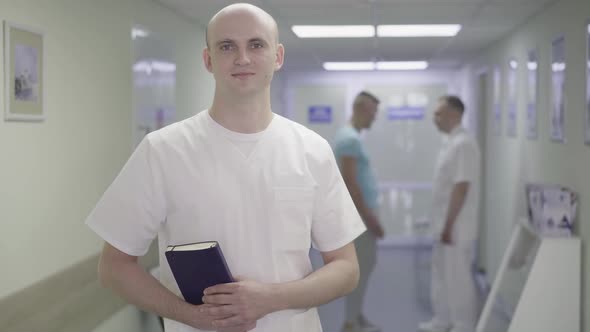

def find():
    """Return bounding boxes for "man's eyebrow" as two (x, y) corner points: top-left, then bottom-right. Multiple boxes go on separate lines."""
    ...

(215, 39), (235, 46)
(248, 38), (267, 44)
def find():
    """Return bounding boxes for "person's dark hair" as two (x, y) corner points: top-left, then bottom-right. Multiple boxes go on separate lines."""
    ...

(357, 91), (380, 105)
(440, 95), (465, 114)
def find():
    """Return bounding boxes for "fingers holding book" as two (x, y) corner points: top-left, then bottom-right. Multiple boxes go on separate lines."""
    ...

(201, 277), (278, 329)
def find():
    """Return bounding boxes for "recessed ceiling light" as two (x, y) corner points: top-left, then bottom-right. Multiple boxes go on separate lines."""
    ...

(509, 60), (518, 69)
(527, 62), (538, 71)
(292, 25), (375, 38)
(377, 25), (461, 37)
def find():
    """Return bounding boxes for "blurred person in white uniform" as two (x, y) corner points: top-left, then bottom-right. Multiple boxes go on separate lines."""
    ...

(334, 91), (384, 332)
(418, 95), (481, 332)
(85, 3), (366, 332)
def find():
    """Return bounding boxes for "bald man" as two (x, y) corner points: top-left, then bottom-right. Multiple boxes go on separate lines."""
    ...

(86, 3), (366, 332)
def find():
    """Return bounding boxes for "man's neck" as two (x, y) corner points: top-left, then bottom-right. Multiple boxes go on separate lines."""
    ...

(349, 119), (363, 132)
(447, 122), (462, 135)
(209, 91), (273, 134)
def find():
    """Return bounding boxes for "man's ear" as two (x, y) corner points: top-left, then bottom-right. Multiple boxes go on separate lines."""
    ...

(203, 47), (213, 73)
(274, 43), (285, 71)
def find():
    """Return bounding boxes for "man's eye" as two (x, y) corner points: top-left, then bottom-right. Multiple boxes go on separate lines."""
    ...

(220, 44), (234, 51)
(251, 42), (263, 49)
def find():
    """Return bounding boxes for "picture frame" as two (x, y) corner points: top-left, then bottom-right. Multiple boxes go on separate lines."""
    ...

(492, 65), (502, 136)
(3, 21), (45, 121)
(585, 21), (590, 145)
(507, 57), (518, 137)
(526, 49), (539, 140)
(550, 35), (566, 143)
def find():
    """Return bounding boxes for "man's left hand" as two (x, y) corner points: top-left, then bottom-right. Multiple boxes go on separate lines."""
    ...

(441, 227), (453, 245)
(201, 277), (277, 330)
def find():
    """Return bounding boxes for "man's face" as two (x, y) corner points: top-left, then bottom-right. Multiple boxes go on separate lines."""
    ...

(362, 101), (379, 129)
(203, 10), (284, 97)
(433, 101), (452, 133)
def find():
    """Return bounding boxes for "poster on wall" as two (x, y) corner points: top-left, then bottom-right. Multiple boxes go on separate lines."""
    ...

(585, 22), (590, 145)
(308, 105), (332, 123)
(550, 36), (566, 143)
(527, 50), (539, 140)
(3, 21), (44, 121)
(492, 66), (502, 136)
(526, 183), (577, 237)
(387, 92), (428, 120)
(132, 58), (177, 147)
(507, 58), (518, 137)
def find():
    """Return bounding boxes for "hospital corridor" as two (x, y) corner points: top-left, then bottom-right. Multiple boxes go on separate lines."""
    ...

(1, 0), (588, 332)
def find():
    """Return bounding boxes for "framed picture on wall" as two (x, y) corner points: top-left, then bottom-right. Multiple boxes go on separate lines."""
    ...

(550, 35), (566, 143)
(585, 21), (590, 145)
(492, 65), (502, 136)
(3, 21), (45, 121)
(527, 49), (539, 140)
(507, 58), (518, 137)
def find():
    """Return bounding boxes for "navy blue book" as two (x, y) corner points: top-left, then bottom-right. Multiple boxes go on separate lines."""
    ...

(165, 241), (234, 305)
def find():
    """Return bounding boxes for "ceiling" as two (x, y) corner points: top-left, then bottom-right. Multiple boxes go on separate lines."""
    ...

(155, 0), (558, 72)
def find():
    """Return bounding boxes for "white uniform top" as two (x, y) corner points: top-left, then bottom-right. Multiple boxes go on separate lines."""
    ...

(85, 110), (365, 332)
(431, 126), (481, 244)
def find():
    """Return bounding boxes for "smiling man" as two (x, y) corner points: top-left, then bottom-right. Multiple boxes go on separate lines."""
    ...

(86, 3), (366, 332)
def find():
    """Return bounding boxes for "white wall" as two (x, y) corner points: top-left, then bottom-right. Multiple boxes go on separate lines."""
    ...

(0, 0), (213, 299)
(458, 0), (590, 328)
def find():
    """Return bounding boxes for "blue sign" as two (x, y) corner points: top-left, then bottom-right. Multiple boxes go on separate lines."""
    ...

(387, 106), (426, 120)
(308, 105), (332, 123)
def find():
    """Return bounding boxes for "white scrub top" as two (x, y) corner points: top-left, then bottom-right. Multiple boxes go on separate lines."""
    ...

(85, 110), (366, 332)
(431, 126), (481, 244)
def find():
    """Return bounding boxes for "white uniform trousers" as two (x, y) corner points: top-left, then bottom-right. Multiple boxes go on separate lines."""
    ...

(430, 241), (478, 332)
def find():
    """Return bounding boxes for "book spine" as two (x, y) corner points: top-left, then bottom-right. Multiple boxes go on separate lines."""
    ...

(216, 245), (234, 281)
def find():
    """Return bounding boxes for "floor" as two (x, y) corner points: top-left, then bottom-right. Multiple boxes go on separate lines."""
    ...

(310, 245), (434, 332)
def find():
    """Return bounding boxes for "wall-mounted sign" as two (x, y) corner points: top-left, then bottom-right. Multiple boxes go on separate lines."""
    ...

(387, 106), (425, 120)
(308, 105), (332, 123)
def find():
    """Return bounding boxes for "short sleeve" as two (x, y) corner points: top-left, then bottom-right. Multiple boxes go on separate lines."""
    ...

(452, 140), (479, 184)
(85, 135), (167, 256)
(309, 139), (366, 252)
(334, 136), (361, 159)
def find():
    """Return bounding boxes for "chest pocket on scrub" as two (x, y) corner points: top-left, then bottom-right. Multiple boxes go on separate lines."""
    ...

(273, 187), (315, 251)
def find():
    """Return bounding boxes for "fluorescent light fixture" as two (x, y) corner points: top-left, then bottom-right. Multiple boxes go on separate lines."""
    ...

(376, 61), (428, 70)
(292, 25), (375, 38)
(131, 28), (150, 39)
(587, 24), (590, 34)
(527, 62), (538, 71)
(377, 24), (461, 37)
(323, 62), (375, 71)
(323, 61), (428, 71)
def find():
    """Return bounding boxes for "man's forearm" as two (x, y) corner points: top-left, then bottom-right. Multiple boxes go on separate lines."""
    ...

(270, 255), (359, 311)
(444, 182), (469, 230)
(98, 258), (204, 328)
(344, 179), (373, 221)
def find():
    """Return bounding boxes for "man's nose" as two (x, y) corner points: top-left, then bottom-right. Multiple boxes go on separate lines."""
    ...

(234, 48), (251, 66)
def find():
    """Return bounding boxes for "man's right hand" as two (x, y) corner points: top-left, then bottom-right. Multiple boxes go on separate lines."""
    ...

(191, 304), (256, 331)
(364, 212), (384, 238)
